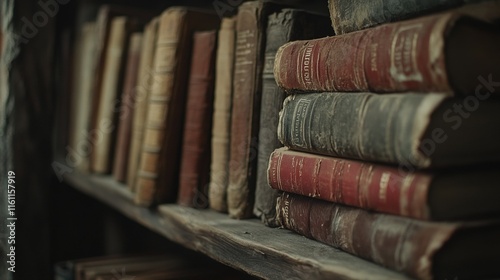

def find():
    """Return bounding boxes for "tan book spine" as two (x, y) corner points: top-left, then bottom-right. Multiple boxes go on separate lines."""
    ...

(208, 18), (236, 213)
(91, 17), (130, 173)
(112, 32), (143, 182)
(127, 18), (159, 189)
(134, 8), (220, 206)
(69, 22), (97, 172)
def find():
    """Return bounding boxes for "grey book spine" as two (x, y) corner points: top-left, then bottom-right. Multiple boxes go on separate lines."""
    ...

(254, 9), (333, 226)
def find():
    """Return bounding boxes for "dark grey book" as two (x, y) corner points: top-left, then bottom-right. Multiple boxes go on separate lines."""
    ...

(278, 92), (500, 168)
(253, 9), (333, 226)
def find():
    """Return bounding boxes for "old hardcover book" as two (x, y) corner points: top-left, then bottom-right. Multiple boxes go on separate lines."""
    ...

(134, 8), (220, 206)
(127, 18), (159, 189)
(276, 192), (500, 279)
(227, 1), (278, 219)
(269, 148), (500, 220)
(274, 12), (500, 95)
(112, 32), (143, 182)
(254, 9), (333, 226)
(328, 0), (500, 34)
(327, 0), (490, 34)
(208, 17), (236, 213)
(68, 22), (97, 172)
(278, 92), (500, 168)
(91, 17), (137, 173)
(177, 31), (217, 208)
(88, 6), (156, 171)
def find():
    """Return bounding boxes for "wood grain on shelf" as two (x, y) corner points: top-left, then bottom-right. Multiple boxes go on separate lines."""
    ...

(63, 172), (409, 280)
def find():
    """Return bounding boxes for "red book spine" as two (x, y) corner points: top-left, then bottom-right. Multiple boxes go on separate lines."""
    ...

(268, 148), (433, 219)
(276, 192), (460, 279)
(177, 31), (217, 208)
(274, 13), (455, 93)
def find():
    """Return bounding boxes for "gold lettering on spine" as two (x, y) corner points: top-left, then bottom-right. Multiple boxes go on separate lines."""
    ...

(291, 98), (311, 147)
(379, 172), (390, 202)
(390, 24), (423, 82)
(299, 44), (314, 87)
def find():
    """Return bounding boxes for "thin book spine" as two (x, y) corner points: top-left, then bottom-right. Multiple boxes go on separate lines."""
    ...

(209, 17), (236, 213)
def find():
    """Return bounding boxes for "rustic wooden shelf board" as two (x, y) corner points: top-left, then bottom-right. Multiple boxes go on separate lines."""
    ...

(64, 172), (409, 280)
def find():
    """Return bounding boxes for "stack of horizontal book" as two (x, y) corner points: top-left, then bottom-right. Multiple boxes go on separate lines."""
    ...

(266, 4), (500, 280)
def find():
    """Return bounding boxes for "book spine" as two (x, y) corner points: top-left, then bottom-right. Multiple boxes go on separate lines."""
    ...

(127, 18), (159, 189)
(328, 0), (464, 34)
(113, 32), (143, 182)
(134, 9), (219, 206)
(177, 31), (217, 208)
(278, 92), (446, 168)
(69, 22), (97, 173)
(276, 192), (457, 279)
(228, 1), (273, 219)
(254, 9), (333, 226)
(134, 9), (187, 206)
(91, 17), (130, 174)
(209, 18), (236, 213)
(268, 148), (433, 219)
(274, 13), (458, 94)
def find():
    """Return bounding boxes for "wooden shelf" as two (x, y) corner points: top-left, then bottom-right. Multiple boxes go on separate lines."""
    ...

(64, 171), (409, 280)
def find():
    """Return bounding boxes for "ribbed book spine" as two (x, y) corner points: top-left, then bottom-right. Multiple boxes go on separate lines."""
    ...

(127, 18), (159, 189)
(134, 8), (219, 206)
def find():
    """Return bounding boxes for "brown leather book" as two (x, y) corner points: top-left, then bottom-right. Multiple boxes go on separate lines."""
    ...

(177, 30), (217, 208)
(208, 17), (236, 213)
(90, 16), (138, 174)
(112, 32), (143, 182)
(127, 18), (159, 189)
(134, 8), (220, 206)
(227, 1), (278, 219)
(277, 192), (500, 279)
(274, 12), (500, 96)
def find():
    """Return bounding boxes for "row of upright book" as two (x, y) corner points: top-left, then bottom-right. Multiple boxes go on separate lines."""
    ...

(67, 0), (500, 278)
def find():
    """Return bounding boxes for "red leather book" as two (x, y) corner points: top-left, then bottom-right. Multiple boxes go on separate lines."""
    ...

(269, 148), (500, 220)
(274, 12), (500, 95)
(177, 30), (217, 208)
(112, 32), (143, 182)
(276, 192), (500, 280)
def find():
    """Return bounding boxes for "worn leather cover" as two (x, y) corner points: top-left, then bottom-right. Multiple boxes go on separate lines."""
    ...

(275, 13), (487, 95)
(276, 192), (500, 279)
(177, 31), (217, 208)
(134, 8), (220, 206)
(112, 33), (143, 182)
(227, 1), (278, 219)
(254, 9), (333, 226)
